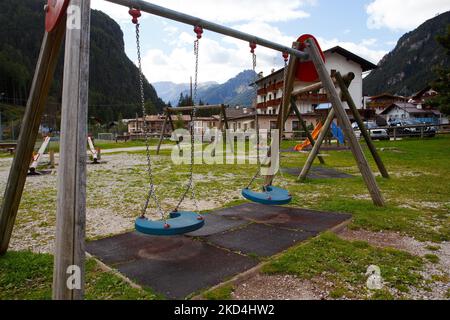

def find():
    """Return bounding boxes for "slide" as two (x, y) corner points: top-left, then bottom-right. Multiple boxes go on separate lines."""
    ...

(331, 122), (345, 144)
(294, 121), (323, 151)
(29, 136), (51, 173)
(88, 136), (99, 163)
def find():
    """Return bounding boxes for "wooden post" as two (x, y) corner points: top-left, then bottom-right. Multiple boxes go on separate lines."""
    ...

(221, 104), (234, 153)
(298, 108), (335, 181)
(53, 0), (91, 300)
(306, 38), (385, 207)
(0, 19), (66, 254)
(290, 97), (325, 165)
(276, 42), (299, 142)
(265, 43), (298, 186)
(156, 109), (169, 155)
(167, 111), (183, 154)
(49, 150), (55, 168)
(334, 72), (389, 179)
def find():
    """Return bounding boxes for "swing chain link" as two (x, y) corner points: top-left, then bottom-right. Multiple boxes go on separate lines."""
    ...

(246, 49), (262, 189)
(174, 38), (200, 214)
(136, 22), (165, 221)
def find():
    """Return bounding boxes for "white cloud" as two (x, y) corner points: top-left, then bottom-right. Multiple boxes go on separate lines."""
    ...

(141, 22), (300, 84)
(91, 1), (387, 83)
(92, 0), (316, 24)
(141, 29), (388, 83)
(367, 0), (450, 31)
(317, 37), (387, 64)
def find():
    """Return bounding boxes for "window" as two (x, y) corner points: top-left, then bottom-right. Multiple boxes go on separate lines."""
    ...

(292, 121), (300, 131)
(270, 121), (277, 130)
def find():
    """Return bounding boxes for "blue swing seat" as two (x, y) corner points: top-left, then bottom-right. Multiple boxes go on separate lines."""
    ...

(135, 211), (205, 236)
(242, 186), (292, 205)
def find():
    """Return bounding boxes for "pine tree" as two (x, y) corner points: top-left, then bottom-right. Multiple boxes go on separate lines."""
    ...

(430, 25), (450, 115)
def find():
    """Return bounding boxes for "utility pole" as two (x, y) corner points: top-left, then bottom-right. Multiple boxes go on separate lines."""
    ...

(0, 111), (2, 141)
(10, 120), (14, 141)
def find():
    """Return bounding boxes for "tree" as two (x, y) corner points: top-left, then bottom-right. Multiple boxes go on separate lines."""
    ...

(173, 113), (185, 129)
(177, 93), (193, 107)
(144, 100), (157, 115)
(429, 25), (450, 115)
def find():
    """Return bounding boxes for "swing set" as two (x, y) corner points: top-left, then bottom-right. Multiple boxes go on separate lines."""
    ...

(0, 0), (386, 299)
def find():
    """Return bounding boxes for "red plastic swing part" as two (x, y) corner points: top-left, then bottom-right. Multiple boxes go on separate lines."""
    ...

(45, 0), (70, 32)
(295, 34), (326, 83)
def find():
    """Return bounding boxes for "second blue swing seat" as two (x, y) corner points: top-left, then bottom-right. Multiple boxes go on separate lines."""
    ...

(242, 186), (292, 206)
(135, 211), (205, 236)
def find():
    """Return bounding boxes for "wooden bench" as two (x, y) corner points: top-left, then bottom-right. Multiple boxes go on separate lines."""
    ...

(0, 143), (17, 154)
(115, 135), (130, 142)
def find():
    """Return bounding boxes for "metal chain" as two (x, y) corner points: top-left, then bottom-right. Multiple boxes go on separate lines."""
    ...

(174, 38), (200, 213)
(246, 51), (262, 189)
(136, 23), (165, 221)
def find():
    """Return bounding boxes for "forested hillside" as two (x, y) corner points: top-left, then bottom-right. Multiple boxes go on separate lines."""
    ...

(0, 0), (165, 123)
(363, 11), (450, 96)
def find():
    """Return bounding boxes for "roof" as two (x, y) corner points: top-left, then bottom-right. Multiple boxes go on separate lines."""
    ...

(369, 93), (408, 100)
(255, 45), (377, 84)
(225, 106), (254, 119)
(380, 103), (436, 115)
(324, 46), (378, 72)
(411, 86), (438, 100)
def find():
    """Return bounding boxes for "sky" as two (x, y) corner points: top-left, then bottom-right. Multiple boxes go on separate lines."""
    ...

(91, 0), (450, 84)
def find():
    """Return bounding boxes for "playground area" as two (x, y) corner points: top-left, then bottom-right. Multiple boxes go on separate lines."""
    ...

(0, 136), (449, 299)
(0, 0), (448, 303)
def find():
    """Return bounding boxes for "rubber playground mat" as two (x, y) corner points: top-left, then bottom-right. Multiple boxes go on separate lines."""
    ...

(87, 203), (351, 299)
(281, 166), (354, 179)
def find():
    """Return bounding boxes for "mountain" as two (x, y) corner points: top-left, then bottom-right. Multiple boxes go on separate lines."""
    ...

(153, 81), (218, 106)
(363, 11), (450, 96)
(0, 0), (165, 123)
(154, 70), (257, 107)
(193, 70), (257, 107)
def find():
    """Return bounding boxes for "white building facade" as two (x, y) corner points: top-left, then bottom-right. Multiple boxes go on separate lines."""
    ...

(255, 46), (377, 119)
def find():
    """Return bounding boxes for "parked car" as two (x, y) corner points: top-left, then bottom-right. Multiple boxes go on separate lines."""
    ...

(388, 119), (436, 137)
(353, 121), (390, 141)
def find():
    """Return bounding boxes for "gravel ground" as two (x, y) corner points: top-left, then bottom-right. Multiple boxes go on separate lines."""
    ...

(339, 228), (449, 300)
(232, 274), (324, 300)
(1, 149), (448, 300)
(1, 151), (243, 254)
(232, 228), (449, 300)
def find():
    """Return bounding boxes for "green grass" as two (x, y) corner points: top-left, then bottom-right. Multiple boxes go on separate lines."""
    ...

(2, 135), (449, 300)
(425, 245), (441, 251)
(0, 251), (156, 300)
(281, 136), (450, 242)
(424, 254), (440, 264)
(45, 138), (176, 153)
(202, 284), (235, 300)
(263, 232), (425, 299)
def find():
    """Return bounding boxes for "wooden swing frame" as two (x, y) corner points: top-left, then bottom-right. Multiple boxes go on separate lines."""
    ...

(0, 0), (387, 300)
